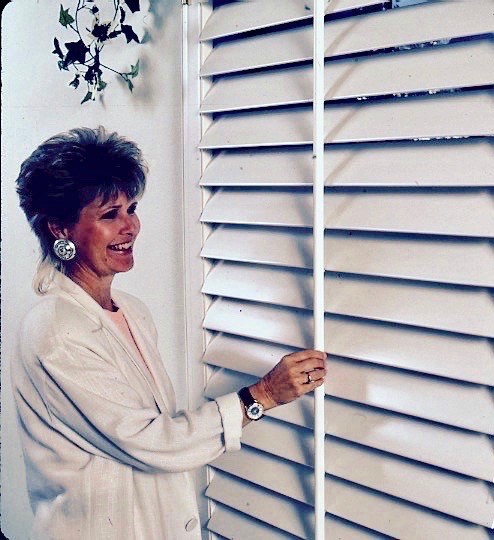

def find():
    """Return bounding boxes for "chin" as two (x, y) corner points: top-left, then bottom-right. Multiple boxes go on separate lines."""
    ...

(113, 260), (135, 274)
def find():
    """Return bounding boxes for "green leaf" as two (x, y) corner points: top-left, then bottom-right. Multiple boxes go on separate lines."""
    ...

(129, 60), (139, 78)
(59, 4), (75, 27)
(122, 74), (134, 92)
(124, 0), (140, 13)
(83, 51), (101, 85)
(97, 78), (107, 91)
(52, 38), (64, 59)
(81, 91), (93, 104)
(92, 22), (111, 42)
(57, 60), (68, 71)
(63, 40), (89, 68)
(69, 75), (80, 88)
(121, 24), (139, 43)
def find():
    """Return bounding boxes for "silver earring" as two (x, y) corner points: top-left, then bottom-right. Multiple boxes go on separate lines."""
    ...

(53, 239), (76, 261)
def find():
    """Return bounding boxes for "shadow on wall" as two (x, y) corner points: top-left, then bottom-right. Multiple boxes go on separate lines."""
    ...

(92, 0), (180, 107)
(148, 0), (176, 33)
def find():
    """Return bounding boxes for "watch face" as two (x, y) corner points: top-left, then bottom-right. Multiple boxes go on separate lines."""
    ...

(247, 401), (264, 420)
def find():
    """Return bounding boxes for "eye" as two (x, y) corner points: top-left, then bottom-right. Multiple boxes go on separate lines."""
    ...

(101, 209), (118, 220)
(128, 203), (138, 215)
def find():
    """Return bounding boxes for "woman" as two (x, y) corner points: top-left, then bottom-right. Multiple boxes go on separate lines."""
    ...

(13, 127), (327, 539)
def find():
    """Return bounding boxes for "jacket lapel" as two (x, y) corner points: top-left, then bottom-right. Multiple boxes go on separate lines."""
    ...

(50, 272), (173, 413)
(113, 291), (177, 414)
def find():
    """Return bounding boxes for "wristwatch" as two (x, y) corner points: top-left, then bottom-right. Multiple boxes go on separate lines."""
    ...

(238, 386), (265, 421)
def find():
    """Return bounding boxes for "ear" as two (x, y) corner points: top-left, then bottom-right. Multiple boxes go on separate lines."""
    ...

(47, 221), (69, 240)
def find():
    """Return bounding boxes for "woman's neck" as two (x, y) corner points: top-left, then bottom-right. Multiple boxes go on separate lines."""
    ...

(67, 267), (114, 311)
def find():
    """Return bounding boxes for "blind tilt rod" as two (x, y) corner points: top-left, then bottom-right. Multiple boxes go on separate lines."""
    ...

(313, 0), (326, 537)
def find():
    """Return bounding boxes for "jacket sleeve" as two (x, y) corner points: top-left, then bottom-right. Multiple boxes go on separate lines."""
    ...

(38, 330), (243, 474)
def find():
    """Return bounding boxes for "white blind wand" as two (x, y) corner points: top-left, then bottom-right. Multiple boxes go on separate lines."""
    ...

(313, 0), (326, 537)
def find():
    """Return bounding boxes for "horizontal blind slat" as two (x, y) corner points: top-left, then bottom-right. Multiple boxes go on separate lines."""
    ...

(208, 461), (492, 539)
(201, 189), (494, 237)
(200, 0), (387, 41)
(202, 40), (494, 112)
(203, 338), (494, 433)
(201, 0), (314, 42)
(201, 0), (493, 76)
(207, 472), (391, 540)
(206, 354), (494, 482)
(205, 374), (494, 481)
(202, 261), (494, 337)
(202, 227), (494, 287)
(207, 503), (301, 540)
(214, 438), (494, 526)
(238, 401), (494, 482)
(201, 141), (494, 187)
(204, 300), (494, 385)
(335, 357), (493, 433)
(200, 91), (494, 148)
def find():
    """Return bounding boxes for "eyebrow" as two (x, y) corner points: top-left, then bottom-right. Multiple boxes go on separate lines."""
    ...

(99, 204), (121, 211)
(98, 200), (138, 211)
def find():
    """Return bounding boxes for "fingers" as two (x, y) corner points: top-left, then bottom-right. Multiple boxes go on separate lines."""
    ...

(307, 376), (325, 390)
(282, 350), (327, 376)
(285, 349), (327, 363)
(256, 349), (328, 408)
(300, 368), (325, 391)
(302, 368), (325, 384)
(285, 350), (327, 390)
(296, 357), (326, 374)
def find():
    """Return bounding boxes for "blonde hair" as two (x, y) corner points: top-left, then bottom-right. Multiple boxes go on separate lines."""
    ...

(33, 259), (59, 295)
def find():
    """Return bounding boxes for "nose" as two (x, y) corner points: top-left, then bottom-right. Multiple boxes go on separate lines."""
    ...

(121, 213), (140, 236)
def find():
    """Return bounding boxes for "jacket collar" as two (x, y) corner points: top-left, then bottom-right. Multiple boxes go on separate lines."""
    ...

(48, 270), (175, 413)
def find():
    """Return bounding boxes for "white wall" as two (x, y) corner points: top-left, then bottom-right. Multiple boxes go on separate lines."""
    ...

(1, 1), (186, 538)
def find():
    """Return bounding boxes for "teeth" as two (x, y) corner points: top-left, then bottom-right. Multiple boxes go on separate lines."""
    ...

(109, 242), (132, 251)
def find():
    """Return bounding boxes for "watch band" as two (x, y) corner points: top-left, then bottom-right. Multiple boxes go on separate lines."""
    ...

(238, 386), (264, 421)
(238, 386), (255, 407)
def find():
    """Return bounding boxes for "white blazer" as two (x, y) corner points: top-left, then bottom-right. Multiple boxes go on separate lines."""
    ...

(12, 271), (243, 539)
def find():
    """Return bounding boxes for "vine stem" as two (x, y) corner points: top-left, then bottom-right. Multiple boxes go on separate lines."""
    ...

(100, 62), (126, 77)
(110, 0), (121, 28)
(74, 0), (84, 41)
(58, 0), (138, 99)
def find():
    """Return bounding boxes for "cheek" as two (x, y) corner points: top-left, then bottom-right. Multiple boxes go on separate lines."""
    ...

(96, 229), (115, 247)
(85, 227), (114, 252)
(73, 228), (97, 247)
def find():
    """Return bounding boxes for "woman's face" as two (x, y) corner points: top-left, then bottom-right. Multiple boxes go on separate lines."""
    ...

(67, 192), (141, 280)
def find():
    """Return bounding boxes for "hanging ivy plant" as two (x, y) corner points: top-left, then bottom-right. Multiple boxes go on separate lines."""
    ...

(53, 1), (143, 104)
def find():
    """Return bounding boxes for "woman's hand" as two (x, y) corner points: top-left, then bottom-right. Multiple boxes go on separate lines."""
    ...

(249, 349), (327, 411)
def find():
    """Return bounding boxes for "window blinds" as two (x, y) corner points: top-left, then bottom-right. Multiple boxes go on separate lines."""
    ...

(197, 0), (494, 538)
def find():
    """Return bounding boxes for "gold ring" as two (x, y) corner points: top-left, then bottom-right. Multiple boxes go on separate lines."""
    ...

(306, 372), (313, 384)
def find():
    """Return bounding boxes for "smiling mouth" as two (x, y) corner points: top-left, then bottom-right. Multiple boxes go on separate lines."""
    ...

(108, 241), (134, 253)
